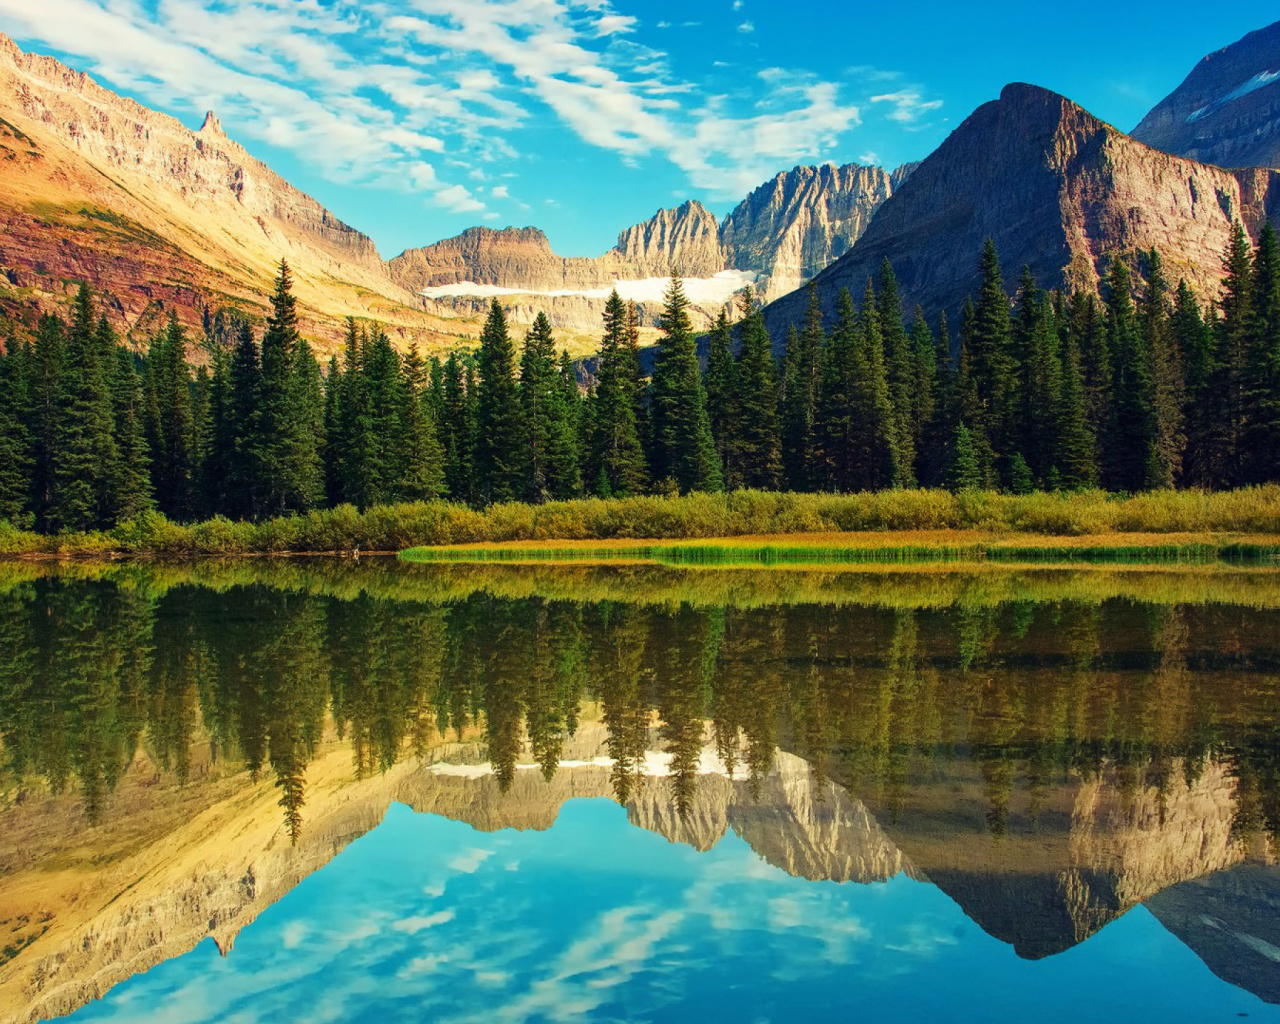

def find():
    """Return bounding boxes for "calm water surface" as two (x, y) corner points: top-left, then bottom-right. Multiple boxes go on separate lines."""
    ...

(2, 559), (1279, 1023)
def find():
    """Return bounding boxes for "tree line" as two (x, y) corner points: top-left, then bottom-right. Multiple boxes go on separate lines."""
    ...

(2, 224), (1279, 533)
(5, 574), (1277, 842)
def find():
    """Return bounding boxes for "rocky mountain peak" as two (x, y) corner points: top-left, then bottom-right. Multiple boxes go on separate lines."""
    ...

(199, 109), (224, 136)
(1132, 20), (1280, 169)
(613, 199), (724, 278)
(763, 79), (1280, 338)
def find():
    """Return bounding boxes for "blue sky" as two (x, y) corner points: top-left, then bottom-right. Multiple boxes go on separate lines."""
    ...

(63, 799), (1280, 1024)
(0, 2), (1271, 258)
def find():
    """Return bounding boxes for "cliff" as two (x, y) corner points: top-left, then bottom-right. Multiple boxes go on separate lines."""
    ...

(764, 83), (1280, 339)
(1132, 20), (1280, 170)
(0, 33), (461, 353)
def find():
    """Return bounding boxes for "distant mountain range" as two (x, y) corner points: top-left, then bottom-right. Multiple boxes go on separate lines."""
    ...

(0, 22), (1278, 354)
(391, 161), (915, 332)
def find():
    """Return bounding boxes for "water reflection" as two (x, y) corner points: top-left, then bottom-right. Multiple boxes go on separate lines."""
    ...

(1, 560), (1279, 1022)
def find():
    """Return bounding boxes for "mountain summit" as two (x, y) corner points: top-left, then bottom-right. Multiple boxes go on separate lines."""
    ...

(765, 81), (1280, 336)
(1132, 20), (1280, 169)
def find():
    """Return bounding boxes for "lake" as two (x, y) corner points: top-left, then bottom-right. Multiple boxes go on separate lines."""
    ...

(1, 558), (1279, 1023)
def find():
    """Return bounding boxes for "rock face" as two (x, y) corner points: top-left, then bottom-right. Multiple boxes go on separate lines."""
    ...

(764, 82), (1280, 340)
(722, 162), (915, 298)
(1132, 20), (1280, 170)
(0, 33), (455, 353)
(388, 203), (726, 295)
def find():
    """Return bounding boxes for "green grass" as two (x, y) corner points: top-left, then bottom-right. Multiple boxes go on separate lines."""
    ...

(4, 486), (1280, 559)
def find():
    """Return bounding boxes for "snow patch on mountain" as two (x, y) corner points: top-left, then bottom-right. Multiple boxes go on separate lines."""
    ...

(420, 270), (757, 305)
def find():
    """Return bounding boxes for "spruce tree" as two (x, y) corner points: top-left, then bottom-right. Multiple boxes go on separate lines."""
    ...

(1017, 280), (1062, 486)
(589, 290), (647, 497)
(780, 284), (824, 491)
(29, 314), (65, 528)
(1141, 250), (1185, 488)
(228, 320), (264, 518)
(1208, 222), (1253, 486)
(1055, 322), (1097, 489)
(474, 299), (526, 503)
(703, 308), (740, 486)
(520, 312), (577, 501)
(1245, 221), (1280, 482)
(877, 260), (916, 486)
(968, 240), (1019, 482)
(259, 260), (321, 514)
(398, 343), (445, 502)
(205, 346), (235, 516)
(0, 342), (33, 526)
(146, 312), (194, 519)
(1173, 280), (1214, 488)
(733, 290), (782, 490)
(908, 308), (938, 486)
(1105, 258), (1157, 492)
(555, 349), (585, 499)
(947, 423), (982, 492)
(440, 351), (476, 504)
(108, 345), (153, 522)
(50, 286), (118, 532)
(648, 276), (722, 493)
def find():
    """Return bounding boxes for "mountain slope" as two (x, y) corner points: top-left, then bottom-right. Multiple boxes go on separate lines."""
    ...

(0, 33), (465, 352)
(765, 82), (1280, 338)
(1132, 20), (1280, 169)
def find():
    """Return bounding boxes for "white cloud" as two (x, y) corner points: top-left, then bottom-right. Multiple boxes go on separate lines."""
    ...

(858, 151), (879, 164)
(737, 20), (755, 33)
(871, 90), (944, 124)
(447, 847), (495, 873)
(393, 910), (457, 934)
(0, 0), (873, 213)
(491, 185), (510, 199)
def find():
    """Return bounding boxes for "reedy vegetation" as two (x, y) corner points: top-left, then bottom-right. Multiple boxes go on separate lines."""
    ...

(2, 225), (1280, 549)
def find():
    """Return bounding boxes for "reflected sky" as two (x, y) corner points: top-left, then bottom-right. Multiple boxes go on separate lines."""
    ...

(65, 799), (1280, 1024)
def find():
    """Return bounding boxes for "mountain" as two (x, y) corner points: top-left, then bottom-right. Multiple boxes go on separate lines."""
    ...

(764, 82), (1280, 339)
(391, 162), (913, 334)
(1132, 20), (1280, 170)
(722, 161), (915, 297)
(0, 33), (460, 352)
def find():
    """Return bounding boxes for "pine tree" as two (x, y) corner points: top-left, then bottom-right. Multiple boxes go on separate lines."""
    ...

(703, 308), (740, 485)
(555, 350), (584, 499)
(648, 276), (722, 493)
(189, 365), (212, 516)
(1208, 222), (1253, 486)
(0, 342), (33, 526)
(1173, 280), (1214, 487)
(589, 290), (647, 497)
(259, 260), (321, 514)
(908, 307), (938, 486)
(947, 422), (982, 492)
(1105, 258), (1157, 492)
(359, 328), (404, 507)
(29, 314), (65, 528)
(50, 286), (118, 532)
(228, 320), (264, 518)
(398, 343), (445, 502)
(474, 299), (526, 503)
(1055, 321), (1097, 489)
(968, 240), (1019, 482)
(1072, 290), (1113, 462)
(439, 352), (476, 504)
(780, 284), (824, 491)
(1141, 250), (1185, 488)
(1245, 221), (1280, 482)
(733, 289), (782, 490)
(877, 260), (916, 486)
(146, 312), (194, 519)
(107, 344), (153, 522)
(1017, 278), (1062, 486)
(205, 346), (234, 516)
(520, 312), (577, 501)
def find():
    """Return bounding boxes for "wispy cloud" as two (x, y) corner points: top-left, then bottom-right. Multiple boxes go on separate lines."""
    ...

(0, 0), (869, 209)
(871, 90), (944, 124)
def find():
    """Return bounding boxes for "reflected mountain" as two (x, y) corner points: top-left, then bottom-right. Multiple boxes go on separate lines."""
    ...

(1, 560), (1279, 1022)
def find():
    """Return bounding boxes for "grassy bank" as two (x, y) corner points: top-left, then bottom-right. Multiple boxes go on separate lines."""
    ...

(4, 487), (1280, 558)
